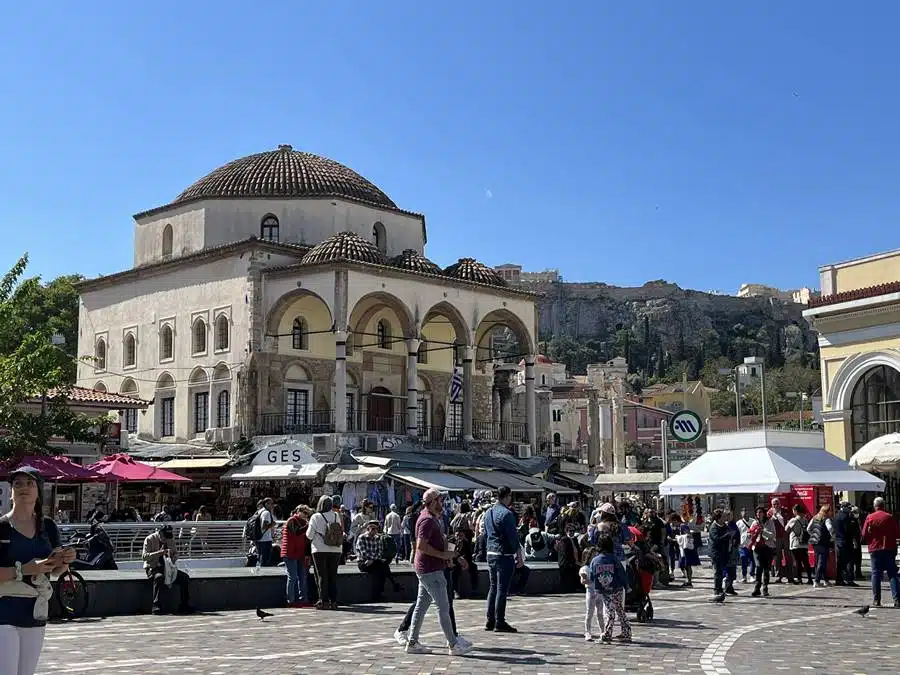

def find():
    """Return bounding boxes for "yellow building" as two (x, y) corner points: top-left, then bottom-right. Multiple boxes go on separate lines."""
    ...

(803, 247), (900, 500)
(638, 380), (713, 422)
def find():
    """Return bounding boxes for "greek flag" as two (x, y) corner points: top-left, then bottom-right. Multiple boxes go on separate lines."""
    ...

(449, 367), (463, 403)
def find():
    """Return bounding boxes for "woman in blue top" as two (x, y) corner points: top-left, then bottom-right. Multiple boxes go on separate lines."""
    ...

(0, 467), (76, 675)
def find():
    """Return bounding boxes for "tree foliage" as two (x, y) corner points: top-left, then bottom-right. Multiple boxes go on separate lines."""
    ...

(0, 255), (98, 460)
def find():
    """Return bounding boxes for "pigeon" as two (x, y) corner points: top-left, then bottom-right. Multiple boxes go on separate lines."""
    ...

(256, 607), (273, 621)
(854, 605), (870, 617)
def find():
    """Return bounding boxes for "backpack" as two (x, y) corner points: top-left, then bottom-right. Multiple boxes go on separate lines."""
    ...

(590, 559), (616, 593)
(381, 533), (397, 562)
(322, 513), (344, 548)
(800, 525), (811, 545)
(244, 511), (262, 541)
(528, 530), (546, 552)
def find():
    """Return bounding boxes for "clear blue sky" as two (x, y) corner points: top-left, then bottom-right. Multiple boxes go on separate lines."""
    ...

(2, 2), (899, 292)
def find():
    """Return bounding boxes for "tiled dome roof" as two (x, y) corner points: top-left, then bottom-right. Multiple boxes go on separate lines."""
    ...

(174, 145), (397, 209)
(301, 231), (387, 265)
(390, 249), (442, 275)
(443, 258), (507, 286)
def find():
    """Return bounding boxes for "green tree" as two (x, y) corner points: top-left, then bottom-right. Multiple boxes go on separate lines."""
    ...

(0, 255), (99, 460)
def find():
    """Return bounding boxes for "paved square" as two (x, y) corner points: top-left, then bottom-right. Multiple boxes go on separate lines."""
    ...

(37, 570), (899, 675)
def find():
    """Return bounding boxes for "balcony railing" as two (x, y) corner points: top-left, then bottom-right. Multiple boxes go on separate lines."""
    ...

(472, 419), (528, 443)
(536, 440), (586, 463)
(259, 410), (335, 435)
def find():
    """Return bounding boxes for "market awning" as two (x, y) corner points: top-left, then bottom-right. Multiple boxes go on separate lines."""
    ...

(390, 470), (486, 493)
(659, 430), (885, 495)
(87, 453), (190, 482)
(0, 455), (112, 482)
(158, 458), (231, 470)
(325, 465), (388, 483)
(222, 463), (327, 481)
(557, 472), (599, 489)
(594, 472), (665, 491)
(849, 433), (900, 473)
(516, 474), (578, 495)
(459, 471), (543, 492)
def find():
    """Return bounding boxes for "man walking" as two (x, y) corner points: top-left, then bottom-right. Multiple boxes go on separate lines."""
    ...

(404, 489), (473, 656)
(483, 486), (523, 633)
(861, 497), (900, 608)
(254, 498), (275, 566)
(768, 498), (794, 583)
(384, 504), (403, 564)
(833, 501), (859, 586)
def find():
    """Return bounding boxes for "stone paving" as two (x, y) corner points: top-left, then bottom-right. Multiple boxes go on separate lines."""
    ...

(37, 569), (898, 675)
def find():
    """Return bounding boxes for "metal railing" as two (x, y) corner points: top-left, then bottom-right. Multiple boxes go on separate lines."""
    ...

(58, 521), (260, 562)
(348, 411), (408, 434)
(259, 410), (335, 435)
(472, 419), (528, 443)
(535, 440), (587, 463)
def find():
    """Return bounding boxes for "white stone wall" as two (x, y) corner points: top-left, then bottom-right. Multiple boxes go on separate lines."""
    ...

(134, 198), (425, 266)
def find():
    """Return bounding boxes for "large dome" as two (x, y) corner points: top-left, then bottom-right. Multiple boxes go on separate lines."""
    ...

(174, 145), (397, 209)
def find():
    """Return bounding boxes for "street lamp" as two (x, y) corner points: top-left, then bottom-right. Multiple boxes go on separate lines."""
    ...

(719, 366), (744, 431)
(785, 392), (808, 430)
(743, 356), (766, 428)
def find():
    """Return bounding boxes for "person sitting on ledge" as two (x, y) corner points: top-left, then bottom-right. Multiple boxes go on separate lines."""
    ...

(355, 520), (400, 601)
(142, 525), (192, 615)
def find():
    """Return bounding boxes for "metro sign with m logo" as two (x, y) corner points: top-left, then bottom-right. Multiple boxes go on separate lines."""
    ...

(669, 410), (704, 443)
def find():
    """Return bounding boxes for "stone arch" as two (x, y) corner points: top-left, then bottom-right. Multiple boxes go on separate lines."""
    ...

(348, 291), (415, 345)
(156, 372), (175, 390)
(265, 289), (334, 338)
(120, 378), (139, 395)
(212, 363), (231, 381)
(827, 349), (900, 411)
(417, 373), (432, 393)
(162, 224), (173, 258)
(189, 366), (209, 385)
(192, 316), (208, 354)
(94, 381), (107, 393)
(373, 221), (387, 253)
(474, 308), (535, 365)
(283, 362), (311, 382)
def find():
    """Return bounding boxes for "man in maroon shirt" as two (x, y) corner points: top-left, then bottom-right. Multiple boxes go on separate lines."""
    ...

(403, 489), (473, 656)
(861, 497), (900, 607)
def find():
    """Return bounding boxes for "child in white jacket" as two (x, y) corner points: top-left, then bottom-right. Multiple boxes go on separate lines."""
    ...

(579, 546), (601, 641)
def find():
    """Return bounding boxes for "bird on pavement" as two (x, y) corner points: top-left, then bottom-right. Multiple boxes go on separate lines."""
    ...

(854, 605), (870, 617)
(256, 607), (274, 621)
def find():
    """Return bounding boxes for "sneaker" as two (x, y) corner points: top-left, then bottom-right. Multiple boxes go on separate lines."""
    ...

(484, 622), (495, 632)
(741, 576), (748, 584)
(394, 629), (408, 646)
(454, 635), (472, 650)
(614, 635), (632, 643)
(725, 588), (738, 596)
(584, 633), (596, 642)
(449, 639), (474, 656)
(405, 641), (430, 654)
(893, 600), (900, 608)
(494, 622), (518, 633)
(763, 589), (770, 597)
(873, 601), (882, 608)
(599, 636), (612, 644)
(751, 590), (761, 597)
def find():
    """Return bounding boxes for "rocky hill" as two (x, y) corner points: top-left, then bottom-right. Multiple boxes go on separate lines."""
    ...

(531, 280), (818, 378)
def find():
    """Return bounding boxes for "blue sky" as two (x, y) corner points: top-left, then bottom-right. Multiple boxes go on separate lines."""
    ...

(2, 2), (899, 292)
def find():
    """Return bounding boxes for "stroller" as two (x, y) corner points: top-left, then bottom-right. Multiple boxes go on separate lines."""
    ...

(624, 530), (662, 623)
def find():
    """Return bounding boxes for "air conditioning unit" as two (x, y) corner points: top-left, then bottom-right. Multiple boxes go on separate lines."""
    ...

(517, 444), (532, 459)
(220, 427), (236, 443)
(204, 429), (217, 443)
(365, 436), (380, 453)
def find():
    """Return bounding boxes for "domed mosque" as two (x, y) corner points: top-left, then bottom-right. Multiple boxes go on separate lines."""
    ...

(76, 144), (541, 469)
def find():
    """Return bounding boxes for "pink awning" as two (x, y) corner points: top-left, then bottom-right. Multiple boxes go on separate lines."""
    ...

(0, 455), (113, 482)
(87, 453), (191, 483)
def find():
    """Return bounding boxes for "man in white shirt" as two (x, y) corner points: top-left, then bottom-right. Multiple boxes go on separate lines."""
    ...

(255, 498), (275, 566)
(384, 504), (403, 564)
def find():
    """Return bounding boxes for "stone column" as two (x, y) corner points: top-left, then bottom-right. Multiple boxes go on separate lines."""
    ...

(334, 331), (348, 432)
(525, 356), (537, 450)
(492, 386), (501, 439)
(406, 338), (420, 438)
(207, 371), (215, 430)
(587, 388), (601, 469)
(463, 346), (475, 441)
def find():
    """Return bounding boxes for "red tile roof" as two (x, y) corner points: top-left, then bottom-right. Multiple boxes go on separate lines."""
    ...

(39, 387), (150, 409)
(808, 280), (900, 309)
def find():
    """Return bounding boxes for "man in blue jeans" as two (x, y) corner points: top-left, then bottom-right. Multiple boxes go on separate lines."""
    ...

(861, 497), (900, 607)
(483, 485), (523, 632)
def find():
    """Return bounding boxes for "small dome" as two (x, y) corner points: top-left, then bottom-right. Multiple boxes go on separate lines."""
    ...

(301, 231), (387, 265)
(390, 249), (442, 275)
(443, 258), (507, 286)
(175, 145), (397, 209)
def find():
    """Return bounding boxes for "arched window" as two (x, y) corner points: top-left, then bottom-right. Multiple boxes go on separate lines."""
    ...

(553, 432), (561, 447)
(541, 374), (547, 386)
(373, 222), (386, 253)
(162, 224), (173, 258)
(217, 389), (231, 428)
(292, 317), (308, 350)
(376, 319), (390, 350)
(95, 339), (107, 371)
(215, 315), (229, 351)
(123, 333), (136, 368)
(159, 324), (174, 361)
(850, 365), (900, 453)
(261, 215), (279, 242)
(417, 341), (428, 364)
(192, 319), (207, 354)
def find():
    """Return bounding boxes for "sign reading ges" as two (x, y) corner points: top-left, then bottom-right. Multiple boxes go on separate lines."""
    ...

(264, 448), (310, 465)
(669, 410), (704, 443)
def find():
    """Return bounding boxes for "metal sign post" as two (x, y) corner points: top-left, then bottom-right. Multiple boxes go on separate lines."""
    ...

(660, 420), (669, 513)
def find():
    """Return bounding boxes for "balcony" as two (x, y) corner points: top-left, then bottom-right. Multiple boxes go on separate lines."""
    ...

(258, 410), (335, 435)
(535, 440), (586, 463)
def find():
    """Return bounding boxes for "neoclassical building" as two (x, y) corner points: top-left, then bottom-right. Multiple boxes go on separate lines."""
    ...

(803, 246), (900, 468)
(75, 145), (540, 449)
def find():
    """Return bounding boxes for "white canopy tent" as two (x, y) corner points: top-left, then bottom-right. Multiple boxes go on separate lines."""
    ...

(849, 433), (900, 473)
(659, 430), (885, 495)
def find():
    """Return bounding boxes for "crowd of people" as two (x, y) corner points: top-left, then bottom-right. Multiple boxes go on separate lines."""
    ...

(3, 465), (900, 672)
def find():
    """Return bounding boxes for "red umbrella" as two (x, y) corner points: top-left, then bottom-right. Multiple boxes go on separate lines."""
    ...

(87, 453), (191, 483)
(0, 455), (112, 482)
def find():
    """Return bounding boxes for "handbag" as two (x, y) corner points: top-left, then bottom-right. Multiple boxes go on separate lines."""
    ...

(163, 556), (178, 587)
(676, 533), (693, 550)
